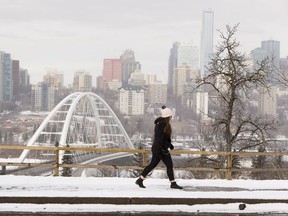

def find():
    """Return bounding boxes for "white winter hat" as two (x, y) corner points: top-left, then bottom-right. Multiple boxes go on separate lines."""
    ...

(161, 105), (174, 118)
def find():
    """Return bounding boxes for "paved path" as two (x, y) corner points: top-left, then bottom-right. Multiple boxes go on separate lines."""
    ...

(1, 195), (288, 205)
(1, 175), (288, 215)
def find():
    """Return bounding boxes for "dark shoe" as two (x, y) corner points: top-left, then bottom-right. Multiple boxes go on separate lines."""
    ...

(170, 182), (183, 189)
(136, 178), (145, 188)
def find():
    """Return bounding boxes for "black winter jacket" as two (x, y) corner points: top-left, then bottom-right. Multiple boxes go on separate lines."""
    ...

(151, 117), (172, 154)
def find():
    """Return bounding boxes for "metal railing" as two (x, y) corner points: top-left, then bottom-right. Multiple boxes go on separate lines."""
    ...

(1, 145), (288, 180)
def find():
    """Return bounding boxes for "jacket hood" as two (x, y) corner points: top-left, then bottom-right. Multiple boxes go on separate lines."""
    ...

(154, 117), (165, 125)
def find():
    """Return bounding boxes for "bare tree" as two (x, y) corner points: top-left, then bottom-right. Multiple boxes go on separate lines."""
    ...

(194, 24), (278, 153)
(129, 141), (145, 178)
(271, 66), (288, 87)
(61, 144), (73, 177)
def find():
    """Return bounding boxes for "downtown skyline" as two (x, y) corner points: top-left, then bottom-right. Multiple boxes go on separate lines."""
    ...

(0, 0), (287, 86)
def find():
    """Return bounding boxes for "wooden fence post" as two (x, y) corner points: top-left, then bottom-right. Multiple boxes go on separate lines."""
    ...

(142, 150), (148, 167)
(54, 146), (60, 176)
(226, 153), (232, 180)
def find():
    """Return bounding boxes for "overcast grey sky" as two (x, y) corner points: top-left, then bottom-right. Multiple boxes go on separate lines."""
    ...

(0, 0), (287, 85)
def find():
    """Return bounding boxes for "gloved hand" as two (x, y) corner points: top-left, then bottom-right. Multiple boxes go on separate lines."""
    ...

(170, 144), (174, 150)
(161, 149), (170, 155)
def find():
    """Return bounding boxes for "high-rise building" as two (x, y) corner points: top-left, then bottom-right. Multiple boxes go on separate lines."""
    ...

(195, 91), (209, 119)
(0, 51), (30, 104)
(31, 82), (57, 111)
(168, 43), (178, 90)
(107, 80), (122, 91)
(200, 9), (214, 77)
(12, 60), (20, 101)
(44, 72), (64, 88)
(0, 51), (12, 101)
(96, 76), (103, 90)
(0, 52), (5, 102)
(251, 47), (268, 67)
(259, 87), (277, 117)
(261, 40), (280, 70)
(18, 68), (31, 106)
(280, 56), (288, 71)
(251, 40), (280, 70)
(120, 50), (141, 83)
(145, 74), (159, 85)
(251, 40), (280, 83)
(147, 83), (167, 105)
(102, 59), (122, 89)
(31, 84), (41, 111)
(73, 71), (92, 92)
(168, 42), (199, 91)
(128, 69), (146, 86)
(19, 69), (30, 86)
(172, 64), (199, 97)
(119, 84), (145, 115)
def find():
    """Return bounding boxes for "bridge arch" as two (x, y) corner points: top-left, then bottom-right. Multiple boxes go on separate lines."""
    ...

(19, 92), (134, 163)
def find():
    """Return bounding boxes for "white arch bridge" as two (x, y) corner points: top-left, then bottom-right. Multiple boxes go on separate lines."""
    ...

(19, 92), (134, 169)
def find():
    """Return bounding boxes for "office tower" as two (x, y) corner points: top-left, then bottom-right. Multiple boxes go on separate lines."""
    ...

(31, 82), (57, 111)
(251, 47), (268, 67)
(73, 71), (92, 92)
(0, 51), (12, 101)
(0, 57), (2, 101)
(261, 40), (280, 70)
(251, 40), (280, 70)
(145, 74), (159, 85)
(145, 74), (167, 106)
(259, 87), (277, 117)
(0, 51), (30, 104)
(96, 76), (103, 90)
(18, 68), (31, 106)
(12, 60), (20, 101)
(251, 40), (280, 84)
(128, 69), (146, 86)
(56, 73), (64, 87)
(145, 74), (167, 105)
(178, 42), (199, 68)
(118, 84), (145, 115)
(200, 9), (214, 77)
(44, 72), (64, 88)
(19, 69), (30, 86)
(168, 43), (178, 90)
(120, 50), (141, 83)
(43, 72), (65, 103)
(168, 41), (199, 91)
(172, 65), (199, 97)
(31, 83), (41, 111)
(280, 56), (288, 71)
(147, 83), (167, 105)
(195, 91), (209, 119)
(107, 80), (122, 91)
(102, 59), (122, 89)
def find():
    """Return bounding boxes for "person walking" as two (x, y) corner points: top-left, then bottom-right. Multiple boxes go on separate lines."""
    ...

(135, 105), (183, 189)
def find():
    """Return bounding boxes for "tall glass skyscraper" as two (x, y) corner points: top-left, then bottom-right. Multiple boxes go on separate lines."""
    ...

(120, 49), (141, 84)
(168, 41), (199, 90)
(261, 40), (280, 70)
(0, 51), (12, 101)
(251, 40), (280, 72)
(200, 9), (214, 77)
(251, 40), (280, 85)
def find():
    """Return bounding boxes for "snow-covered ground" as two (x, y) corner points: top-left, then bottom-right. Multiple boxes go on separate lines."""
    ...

(1, 175), (288, 214)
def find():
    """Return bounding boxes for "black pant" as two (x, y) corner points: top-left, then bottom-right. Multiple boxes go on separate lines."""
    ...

(141, 151), (174, 181)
